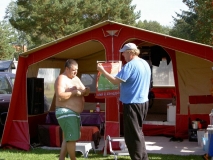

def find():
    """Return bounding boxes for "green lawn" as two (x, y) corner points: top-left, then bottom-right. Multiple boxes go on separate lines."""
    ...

(0, 148), (205, 160)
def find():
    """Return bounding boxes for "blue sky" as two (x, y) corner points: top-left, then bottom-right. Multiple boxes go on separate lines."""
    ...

(0, 0), (188, 26)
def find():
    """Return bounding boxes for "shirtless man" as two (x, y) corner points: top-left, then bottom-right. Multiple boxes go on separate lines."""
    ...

(54, 59), (90, 160)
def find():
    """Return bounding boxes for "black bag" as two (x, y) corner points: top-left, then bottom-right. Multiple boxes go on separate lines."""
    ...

(148, 91), (155, 108)
(148, 91), (155, 99)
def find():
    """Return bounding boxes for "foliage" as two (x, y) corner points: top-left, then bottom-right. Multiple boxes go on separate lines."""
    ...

(0, 19), (33, 60)
(0, 1), (34, 60)
(0, 20), (16, 60)
(192, 0), (213, 45)
(0, 148), (204, 160)
(136, 20), (171, 35)
(170, 0), (213, 45)
(5, 0), (140, 47)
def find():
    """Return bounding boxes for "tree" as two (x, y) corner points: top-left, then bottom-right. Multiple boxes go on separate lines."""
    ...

(0, 18), (32, 60)
(136, 20), (171, 35)
(193, 0), (213, 44)
(5, 0), (140, 48)
(170, 0), (213, 45)
(0, 20), (16, 60)
(169, 10), (198, 41)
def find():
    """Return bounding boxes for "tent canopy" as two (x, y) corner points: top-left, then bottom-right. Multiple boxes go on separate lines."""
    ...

(1, 20), (213, 151)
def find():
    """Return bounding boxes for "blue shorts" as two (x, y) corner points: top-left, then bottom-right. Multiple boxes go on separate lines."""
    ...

(55, 107), (80, 141)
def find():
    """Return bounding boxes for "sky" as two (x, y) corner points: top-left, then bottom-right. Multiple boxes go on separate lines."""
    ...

(0, 0), (189, 26)
(131, 0), (188, 26)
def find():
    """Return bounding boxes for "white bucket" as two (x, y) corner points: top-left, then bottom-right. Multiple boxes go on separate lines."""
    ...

(192, 121), (198, 129)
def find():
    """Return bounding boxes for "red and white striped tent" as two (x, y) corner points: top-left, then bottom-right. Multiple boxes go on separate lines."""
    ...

(1, 20), (213, 150)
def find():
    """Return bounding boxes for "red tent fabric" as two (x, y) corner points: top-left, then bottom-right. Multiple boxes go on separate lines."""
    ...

(1, 21), (213, 150)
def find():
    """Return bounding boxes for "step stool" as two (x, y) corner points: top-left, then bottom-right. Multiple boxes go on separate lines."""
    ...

(103, 135), (129, 160)
(68, 141), (95, 158)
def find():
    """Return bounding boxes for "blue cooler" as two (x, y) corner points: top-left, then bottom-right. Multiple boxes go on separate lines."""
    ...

(207, 128), (213, 156)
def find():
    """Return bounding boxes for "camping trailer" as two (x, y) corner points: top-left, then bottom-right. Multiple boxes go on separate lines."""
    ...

(1, 20), (213, 150)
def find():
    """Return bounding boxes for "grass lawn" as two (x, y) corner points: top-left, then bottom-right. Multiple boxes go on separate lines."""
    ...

(0, 148), (205, 160)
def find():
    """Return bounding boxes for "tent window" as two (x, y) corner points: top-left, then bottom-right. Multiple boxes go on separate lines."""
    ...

(153, 59), (175, 87)
(80, 74), (97, 93)
(37, 68), (60, 105)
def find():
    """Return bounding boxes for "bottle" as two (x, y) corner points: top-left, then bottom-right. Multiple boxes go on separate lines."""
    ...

(96, 102), (100, 112)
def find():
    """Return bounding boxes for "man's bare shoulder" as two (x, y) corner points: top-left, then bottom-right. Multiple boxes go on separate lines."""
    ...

(57, 74), (68, 81)
(55, 74), (68, 87)
(73, 76), (81, 81)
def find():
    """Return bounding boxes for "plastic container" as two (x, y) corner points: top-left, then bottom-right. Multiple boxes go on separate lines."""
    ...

(202, 137), (209, 152)
(197, 129), (205, 146)
(202, 132), (209, 152)
(210, 110), (213, 125)
(167, 103), (176, 122)
(96, 102), (100, 112)
(192, 121), (198, 129)
(207, 128), (213, 156)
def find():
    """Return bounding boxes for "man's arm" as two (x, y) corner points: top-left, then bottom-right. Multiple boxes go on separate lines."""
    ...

(79, 87), (90, 96)
(76, 77), (90, 96)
